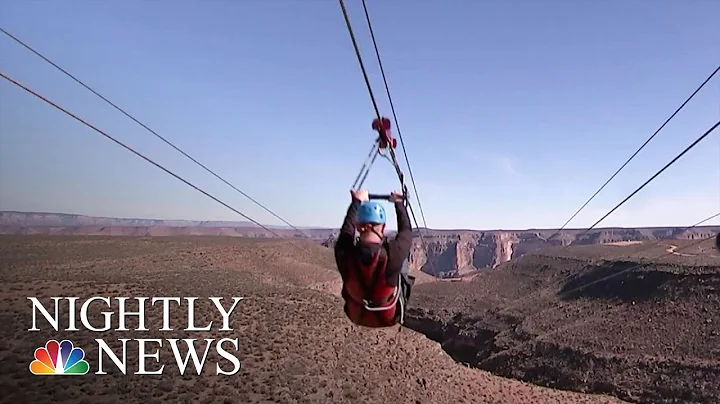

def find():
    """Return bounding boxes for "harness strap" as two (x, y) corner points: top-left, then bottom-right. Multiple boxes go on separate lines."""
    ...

(397, 277), (405, 325)
(347, 242), (400, 313)
(362, 273), (401, 312)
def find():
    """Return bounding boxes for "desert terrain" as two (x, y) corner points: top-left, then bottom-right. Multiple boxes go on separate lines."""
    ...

(0, 235), (632, 404)
(406, 238), (720, 404)
(2, 210), (718, 278)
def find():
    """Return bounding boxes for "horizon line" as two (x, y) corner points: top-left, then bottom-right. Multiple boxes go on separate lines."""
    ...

(1, 210), (719, 233)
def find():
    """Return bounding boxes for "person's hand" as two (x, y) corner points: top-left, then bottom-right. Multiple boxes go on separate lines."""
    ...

(389, 191), (404, 203)
(351, 189), (369, 202)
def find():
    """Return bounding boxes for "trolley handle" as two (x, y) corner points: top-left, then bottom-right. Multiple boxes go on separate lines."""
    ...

(368, 193), (405, 201)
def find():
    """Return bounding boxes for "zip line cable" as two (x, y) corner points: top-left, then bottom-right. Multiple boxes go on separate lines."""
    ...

(523, 66), (720, 309)
(359, 0), (430, 233)
(501, 101), (720, 310)
(6, 13), (712, 277)
(338, 0), (720, 279)
(336, 0), (383, 120)
(337, 0), (405, 187)
(337, 0), (439, 277)
(550, 64), (720, 239)
(358, 0), (440, 276)
(580, 119), (720, 234)
(0, 27), (309, 237)
(0, 71), (309, 252)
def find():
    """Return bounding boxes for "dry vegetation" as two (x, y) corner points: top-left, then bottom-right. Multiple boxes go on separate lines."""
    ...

(407, 238), (720, 404)
(0, 236), (626, 404)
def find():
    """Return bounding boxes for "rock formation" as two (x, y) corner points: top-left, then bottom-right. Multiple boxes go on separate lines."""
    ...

(325, 227), (720, 277)
(2, 210), (718, 278)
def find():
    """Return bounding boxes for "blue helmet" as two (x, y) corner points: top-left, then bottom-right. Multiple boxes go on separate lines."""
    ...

(356, 201), (386, 225)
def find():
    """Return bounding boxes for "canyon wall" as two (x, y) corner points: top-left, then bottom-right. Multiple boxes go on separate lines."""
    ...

(2, 211), (718, 277)
(403, 227), (720, 276)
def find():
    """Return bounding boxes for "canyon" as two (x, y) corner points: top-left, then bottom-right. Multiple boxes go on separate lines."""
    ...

(402, 226), (719, 277)
(2, 210), (718, 277)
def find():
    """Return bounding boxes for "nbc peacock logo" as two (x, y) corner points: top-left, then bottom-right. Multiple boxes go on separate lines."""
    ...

(30, 339), (89, 375)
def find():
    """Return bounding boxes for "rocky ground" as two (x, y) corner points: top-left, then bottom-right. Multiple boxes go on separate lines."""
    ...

(405, 238), (720, 404)
(0, 235), (625, 404)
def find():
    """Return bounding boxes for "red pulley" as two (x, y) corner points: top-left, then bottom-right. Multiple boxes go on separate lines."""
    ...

(372, 117), (396, 149)
(372, 117), (391, 132)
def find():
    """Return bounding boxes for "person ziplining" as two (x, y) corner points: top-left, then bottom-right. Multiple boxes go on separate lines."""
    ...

(334, 0), (434, 328)
(334, 189), (415, 327)
(334, 117), (416, 328)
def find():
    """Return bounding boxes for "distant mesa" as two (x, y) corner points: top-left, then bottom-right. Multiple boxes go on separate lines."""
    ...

(0, 210), (322, 230)
(2, 210), (719, 278)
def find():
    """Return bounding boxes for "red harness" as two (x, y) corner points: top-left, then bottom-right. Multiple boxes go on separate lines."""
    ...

(341, 246), (401, 328)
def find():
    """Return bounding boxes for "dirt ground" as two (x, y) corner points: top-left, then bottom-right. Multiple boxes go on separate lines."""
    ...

(406, 238), (720, 404)
(0, 235), (626, 404)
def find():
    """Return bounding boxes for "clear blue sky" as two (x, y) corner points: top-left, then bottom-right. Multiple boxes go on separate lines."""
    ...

(1, 0), (718, 230)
